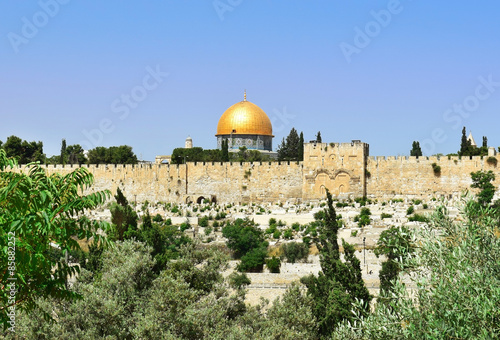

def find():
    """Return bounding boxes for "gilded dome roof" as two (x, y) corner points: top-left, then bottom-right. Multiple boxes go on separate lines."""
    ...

(216, 98), (273, 137)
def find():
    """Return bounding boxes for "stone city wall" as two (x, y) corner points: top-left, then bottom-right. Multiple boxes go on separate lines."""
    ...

(11, 162), (304, 204)
(366, 155), (500, 200)
(9, 147), (500, 203)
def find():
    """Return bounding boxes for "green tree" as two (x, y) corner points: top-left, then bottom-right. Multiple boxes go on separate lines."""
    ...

(109, 188), (138, 241)
(483, 136), (488, 148)
(316, 131), (322, 143)
(277, 128), (300, 161)
(301, 189), (371, 337)
(410, 141), (422, 157)
(0, 149), (110, 328)
(298, 131), (304, 161)
(222, 218), (266, 259)
(66, 144), (87, 164)
(260, 283), (318, 339)
(60, 139), (67, 165)
(457, 126), (482, 157)
(171, 147), (223, 164)
(87, 145), (138, 164)
(374, 226), (414, 295)
(221, 139), (229, 162)
(471, 170), (496, 206)
(281, 241), (309, 263)
(2, 135), (45, 164)
(333, 201), (500, 339)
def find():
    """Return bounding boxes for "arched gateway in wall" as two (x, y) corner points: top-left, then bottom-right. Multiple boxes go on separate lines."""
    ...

(309, 168), (353, 197)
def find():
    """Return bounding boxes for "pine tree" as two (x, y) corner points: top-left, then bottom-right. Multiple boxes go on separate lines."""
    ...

(301, 190), (371, 337)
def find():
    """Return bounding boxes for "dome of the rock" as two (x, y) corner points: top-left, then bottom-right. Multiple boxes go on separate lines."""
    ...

(215, 92), (274, 151)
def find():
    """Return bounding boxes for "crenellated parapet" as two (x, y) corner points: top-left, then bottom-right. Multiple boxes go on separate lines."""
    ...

(6, 143), (499, 204)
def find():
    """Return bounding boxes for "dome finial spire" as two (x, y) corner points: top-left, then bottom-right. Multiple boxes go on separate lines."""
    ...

(244, 89), (247, 101)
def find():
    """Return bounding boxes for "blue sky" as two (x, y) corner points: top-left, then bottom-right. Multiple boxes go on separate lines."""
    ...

(1, 1), (500, 160)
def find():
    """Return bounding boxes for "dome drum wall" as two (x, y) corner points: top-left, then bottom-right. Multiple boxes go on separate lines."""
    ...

(217, 135), (272, 151)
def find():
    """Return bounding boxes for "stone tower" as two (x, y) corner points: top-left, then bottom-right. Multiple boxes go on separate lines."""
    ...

(185, 136), (193, 149)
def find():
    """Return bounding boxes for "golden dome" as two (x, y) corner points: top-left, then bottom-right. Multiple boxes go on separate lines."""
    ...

(216, 98), (273, 137)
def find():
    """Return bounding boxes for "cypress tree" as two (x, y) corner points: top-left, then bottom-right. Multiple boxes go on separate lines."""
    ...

(298, 131), (304, 161)
(60, 139), (67, 165)
(316, 131), (322, 143)
(301, 189), (371, 337)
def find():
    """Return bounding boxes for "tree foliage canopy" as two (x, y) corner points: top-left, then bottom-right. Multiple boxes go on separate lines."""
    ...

(470, 170), (496, 206)
(0, 135), (45, 164)
(410, 141), (422, 157)
(301, 190), (371, 337)
(277, 127), (302, 161)
(87, 145), (138, 164)
(333, 201), (500, 339)
(0, 149), (110, 329)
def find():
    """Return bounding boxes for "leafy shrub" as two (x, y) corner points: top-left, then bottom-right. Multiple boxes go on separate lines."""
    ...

(238, 247), (267, 272)
(280, 242), (309, 263)
(355, 196), (371, 206)
(487, 156), (498, 166)
(302, 236), (311, 247)
(199, 216), (209, 228)
(423, 203), (428, 209)
(406, 205), (415, 215)
(266, 256), (281, 273)
(408, 213), (429, 223)
(283, 229), (293, 239)
(228, 272), (251, 289)
(215, 212), (227, 220)
(291, 222), (301, 231)
(357, 215), (370, 227)
(269, 218), (277, 226)
(273, 230), (282, 239)
(265, 224), (277, 235)
(180, 222), (190, 232)
(222, 218), (264, 257)
(153, 214), (163, 222)
(360, 207), (371, 216)
(381, 213), (392, 219)
(351, 230), (358, 237)
(204, 226), (213, 235)
(432, 162), (441, 175)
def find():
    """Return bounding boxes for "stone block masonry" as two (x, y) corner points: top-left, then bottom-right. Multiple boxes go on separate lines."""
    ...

(9, 142), (500, 203)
